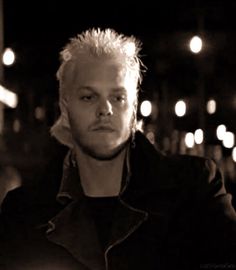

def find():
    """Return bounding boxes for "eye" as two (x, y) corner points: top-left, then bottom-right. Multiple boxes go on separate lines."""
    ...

(112, 95), (126, 103)
(80, 94), (97, 102)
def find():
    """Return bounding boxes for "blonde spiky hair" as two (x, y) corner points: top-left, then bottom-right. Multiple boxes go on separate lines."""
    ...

(51, 28), (146, 148)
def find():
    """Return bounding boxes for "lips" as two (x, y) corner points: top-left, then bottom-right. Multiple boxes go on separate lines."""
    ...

(92, 125), (115, 132)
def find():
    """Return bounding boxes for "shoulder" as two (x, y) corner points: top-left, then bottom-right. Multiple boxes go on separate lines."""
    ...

(167, 153), (219, 180)
(134, 131), (224, 192)
(136, 131), (219, 180)
(168, 154), (222, 186)
(135, 130), (214, 169)
(1, 184), (60, 226)
(161, 153), (223, 190)
(0, 138), (68, 225)
(158, 154), (227, 204)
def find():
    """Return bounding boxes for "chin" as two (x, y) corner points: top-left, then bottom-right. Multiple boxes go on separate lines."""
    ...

(82, 141), (128, 161)
(89, 150), (124, 161)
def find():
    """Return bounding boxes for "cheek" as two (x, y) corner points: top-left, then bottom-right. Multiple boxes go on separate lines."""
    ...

(68, 98), (87, 118)
(67, 105), (85, 127)
(67, 112), (79, 131)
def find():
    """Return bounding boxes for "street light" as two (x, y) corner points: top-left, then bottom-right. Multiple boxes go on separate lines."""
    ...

(2, 48), (15, 66)
(140, 100), (152, 117)
(206, 99), (216, 114)
(175, 100), (186, 117)
(185, 132), (195, 148)
(194, 129), (204, 144)
(222, 132), (235, 149)
(216, 124), (227, 141)
(0, 85), (18, 108)
(189, 36), (203, 54)
(0, 0), (18, 133)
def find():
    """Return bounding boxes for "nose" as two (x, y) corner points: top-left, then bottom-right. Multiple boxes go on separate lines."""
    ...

(96, 99), (113, 117)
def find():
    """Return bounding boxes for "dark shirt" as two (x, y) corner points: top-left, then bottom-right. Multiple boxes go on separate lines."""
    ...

(86, 196), (119, 251)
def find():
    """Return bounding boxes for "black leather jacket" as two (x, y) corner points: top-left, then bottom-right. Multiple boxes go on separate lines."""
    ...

(1, 131), (236, 270)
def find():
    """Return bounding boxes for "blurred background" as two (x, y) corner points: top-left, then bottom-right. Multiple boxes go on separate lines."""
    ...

(0, 0), (236, 204)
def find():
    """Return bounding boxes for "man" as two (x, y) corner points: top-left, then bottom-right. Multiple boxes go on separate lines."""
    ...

(1, 28), (236, 270)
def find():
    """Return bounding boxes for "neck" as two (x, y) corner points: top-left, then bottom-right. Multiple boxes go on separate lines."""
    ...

(75, 147), (128, 197)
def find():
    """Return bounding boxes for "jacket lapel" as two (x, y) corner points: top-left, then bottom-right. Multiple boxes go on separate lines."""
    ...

(106, 199), (148, 251)
(46, 198), (148, 270)
(46, 199), (105, 270)
(45, 132), (165, 269)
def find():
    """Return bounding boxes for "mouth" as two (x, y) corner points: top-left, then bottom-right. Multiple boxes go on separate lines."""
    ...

(92, 126), (115, 132)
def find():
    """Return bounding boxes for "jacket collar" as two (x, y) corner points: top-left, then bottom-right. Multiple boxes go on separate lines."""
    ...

(46, 131), (164, 269)
(53, 130), (171, 211)
(46, 196), (148, 270)
(56, 150), (83, 204)
(56, 136), (133, 204)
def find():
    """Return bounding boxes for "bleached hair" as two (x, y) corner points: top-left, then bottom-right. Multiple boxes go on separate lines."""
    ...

(50, 28), (146, 148)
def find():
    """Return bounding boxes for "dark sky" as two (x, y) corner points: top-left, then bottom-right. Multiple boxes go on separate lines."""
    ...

(2, 0), (236, 110)
(3, 1), (236, 62)
(4, 1), (236, 53)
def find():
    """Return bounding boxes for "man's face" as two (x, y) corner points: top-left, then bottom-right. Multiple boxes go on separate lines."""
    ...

(66, 57), (137, 160)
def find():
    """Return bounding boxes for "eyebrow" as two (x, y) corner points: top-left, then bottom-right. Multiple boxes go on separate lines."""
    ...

(111, 87), (127, 93)
(77, 86), (94, 92)
(78, 86), (127, 93)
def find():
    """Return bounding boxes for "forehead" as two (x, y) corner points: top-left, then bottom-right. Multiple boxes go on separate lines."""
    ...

(72, 56), (136, 88)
